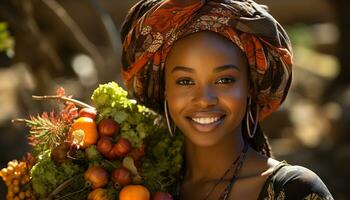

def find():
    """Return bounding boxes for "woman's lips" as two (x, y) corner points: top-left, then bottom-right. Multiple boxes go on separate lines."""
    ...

(186, 115), (226, 133)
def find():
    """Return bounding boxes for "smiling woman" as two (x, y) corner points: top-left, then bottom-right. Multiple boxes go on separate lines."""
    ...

(165, 31), (248, 147)
(120, 0), (334, 199)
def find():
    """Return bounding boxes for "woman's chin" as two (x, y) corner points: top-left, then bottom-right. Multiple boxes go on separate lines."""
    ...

(184, 134), (223, 148)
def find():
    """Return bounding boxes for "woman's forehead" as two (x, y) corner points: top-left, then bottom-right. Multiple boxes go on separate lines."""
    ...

(165, 31), (247, 69)
(170, 31), (240, 51)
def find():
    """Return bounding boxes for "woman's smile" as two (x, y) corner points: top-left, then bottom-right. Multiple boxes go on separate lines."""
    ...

(191, 116), (222, 124)
(187, 115), (225, 132)
(185, 111), (226, 133)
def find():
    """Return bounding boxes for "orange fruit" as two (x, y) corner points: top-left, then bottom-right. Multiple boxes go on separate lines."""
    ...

(119, 185), (150, 200)
(69, 117), (99, 149)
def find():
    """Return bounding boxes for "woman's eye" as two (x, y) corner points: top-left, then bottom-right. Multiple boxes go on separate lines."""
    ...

(176, 78), (194, 85)
(216, 77), (235, 84)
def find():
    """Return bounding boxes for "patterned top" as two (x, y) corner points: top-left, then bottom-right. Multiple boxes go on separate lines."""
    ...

(257, 161), (334, 200)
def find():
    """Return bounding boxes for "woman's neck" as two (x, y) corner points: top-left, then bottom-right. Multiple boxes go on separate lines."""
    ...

(183, 128), (245, 183)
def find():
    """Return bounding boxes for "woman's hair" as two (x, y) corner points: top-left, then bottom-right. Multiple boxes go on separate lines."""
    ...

(242, 114), (272, 157)
(120, 0), (273, 157)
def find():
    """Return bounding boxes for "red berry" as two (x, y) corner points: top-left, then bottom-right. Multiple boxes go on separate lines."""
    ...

(111, 167), (132, 186)
(84, 166), (109, 189)
(112, 138), (132, 158)
(128, 144), (146, 162)
(98, 118), (119, 137)
(96, 137), (113, 156)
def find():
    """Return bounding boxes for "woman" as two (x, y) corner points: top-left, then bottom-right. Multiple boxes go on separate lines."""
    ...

(120, 0), (333, 199)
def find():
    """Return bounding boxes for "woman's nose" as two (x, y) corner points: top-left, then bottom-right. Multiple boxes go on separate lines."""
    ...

(192, 86), (218, 108)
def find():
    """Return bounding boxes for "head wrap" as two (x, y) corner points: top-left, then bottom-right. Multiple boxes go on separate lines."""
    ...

(121, 0), (293, 120)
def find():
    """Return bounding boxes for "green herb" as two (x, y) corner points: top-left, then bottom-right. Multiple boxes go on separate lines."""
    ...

(30, 150), (82, 197)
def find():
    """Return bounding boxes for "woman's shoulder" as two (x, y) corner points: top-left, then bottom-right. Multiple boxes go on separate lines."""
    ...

(258, 161), (334, 200)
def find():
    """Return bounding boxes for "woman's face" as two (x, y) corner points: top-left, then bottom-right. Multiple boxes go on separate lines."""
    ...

(165, 31), (249, 147)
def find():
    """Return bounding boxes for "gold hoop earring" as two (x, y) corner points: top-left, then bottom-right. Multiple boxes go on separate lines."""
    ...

(164, 99), (176, 136)
(246, 96), (259, 138)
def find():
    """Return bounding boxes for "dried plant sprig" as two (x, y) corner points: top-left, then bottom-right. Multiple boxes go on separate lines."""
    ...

(11, 87), (95, 155)
(13, 112), (70, 155)
(60, 102), (79, 124)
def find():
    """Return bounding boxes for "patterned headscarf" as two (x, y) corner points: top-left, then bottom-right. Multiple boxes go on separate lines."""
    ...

(121, 0), (293, 120)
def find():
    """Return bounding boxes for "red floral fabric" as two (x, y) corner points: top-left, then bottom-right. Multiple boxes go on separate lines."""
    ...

(121, 0), (293, 120)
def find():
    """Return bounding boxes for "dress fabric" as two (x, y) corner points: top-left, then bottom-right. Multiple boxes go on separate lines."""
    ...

(257, 161), (334, 200)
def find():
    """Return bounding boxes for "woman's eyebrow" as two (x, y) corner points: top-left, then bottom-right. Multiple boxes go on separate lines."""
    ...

(171, 66), (194, 73)
(213, 64), (240, 73)
(213, 64), (241, 73)
(171, 64), (240, 73)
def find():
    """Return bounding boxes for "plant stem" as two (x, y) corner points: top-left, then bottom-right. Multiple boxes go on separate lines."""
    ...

(32, 95), (94, 109)
(55, 185), (89, 200)
(48, 174), (84, 199)
(11, 119), (31, 124)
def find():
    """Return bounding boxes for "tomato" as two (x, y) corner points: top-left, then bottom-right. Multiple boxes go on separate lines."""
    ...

(84, 166), (109, 189)
(111, 138), (132, 158)
(111, 167), (132, 186)
(96, 137), (113, 156)
(98, 118), (119, 137)
(128, 144), (146, 162)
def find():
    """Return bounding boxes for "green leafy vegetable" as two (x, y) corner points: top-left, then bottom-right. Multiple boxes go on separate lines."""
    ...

(85, 145), (103, 161)
(30, 150), (82, 197)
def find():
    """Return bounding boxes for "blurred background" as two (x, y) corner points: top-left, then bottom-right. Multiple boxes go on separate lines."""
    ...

(0, 0), (349, 199)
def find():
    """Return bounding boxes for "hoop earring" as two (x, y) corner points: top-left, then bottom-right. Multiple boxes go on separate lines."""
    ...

(164, 99), (176, 136)
(246, 96), (259, 138)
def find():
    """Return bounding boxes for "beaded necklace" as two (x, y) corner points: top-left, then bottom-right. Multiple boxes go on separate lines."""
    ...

(176, 142), (248, 200)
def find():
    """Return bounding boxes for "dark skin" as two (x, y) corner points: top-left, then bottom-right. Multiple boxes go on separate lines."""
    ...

(164, 31), (280, 200)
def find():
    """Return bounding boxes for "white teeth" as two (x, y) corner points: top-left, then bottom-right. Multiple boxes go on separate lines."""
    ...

(191, 117), (221, 124)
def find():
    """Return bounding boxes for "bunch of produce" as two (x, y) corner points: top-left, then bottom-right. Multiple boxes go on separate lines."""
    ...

(0, 82), (184, 200)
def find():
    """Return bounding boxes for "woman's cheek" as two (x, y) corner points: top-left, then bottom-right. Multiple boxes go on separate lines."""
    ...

(168, 91), (188, 109)
(167, 90), (190, 118)
(219, 86), (248, 114)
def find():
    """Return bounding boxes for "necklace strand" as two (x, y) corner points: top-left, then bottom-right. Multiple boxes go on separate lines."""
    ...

(220, 143), (248, 200)
(202, 142), (248, 200)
